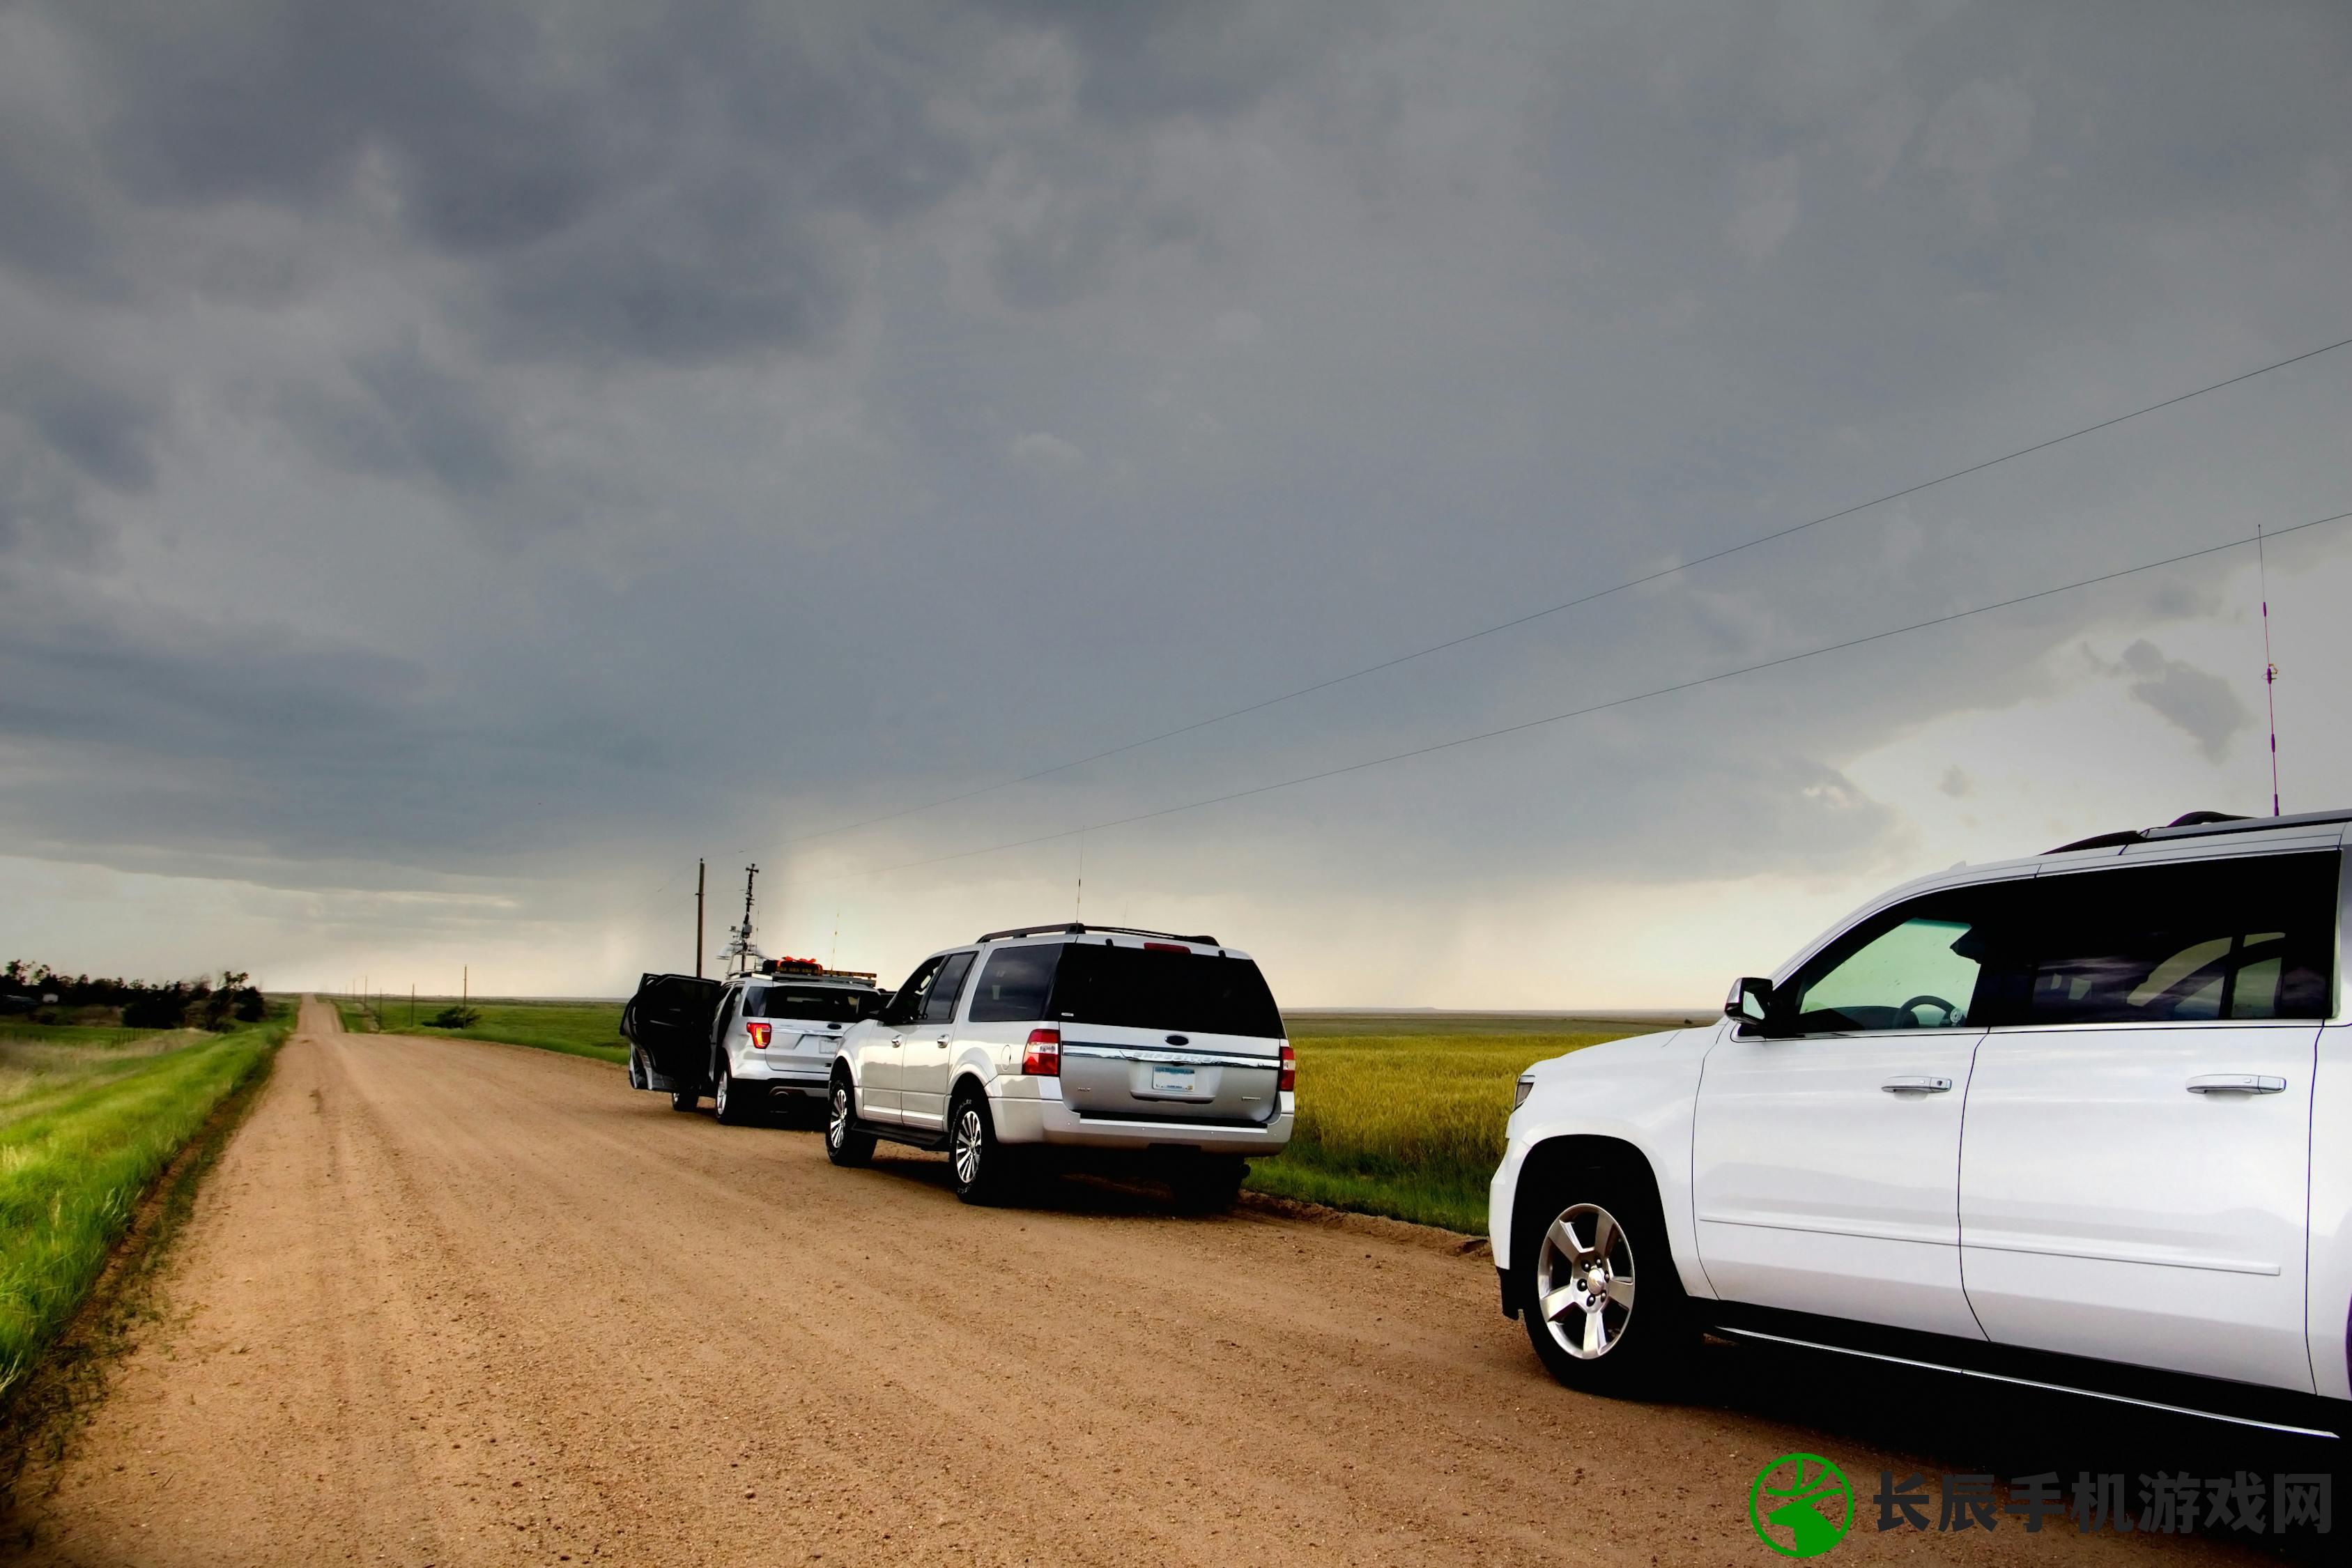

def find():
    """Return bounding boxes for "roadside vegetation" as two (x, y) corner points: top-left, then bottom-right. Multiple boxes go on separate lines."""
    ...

(343, 997), (627, 1065)
(0, 1010), (289, 1407)
(1247, 1016), (1645, 1233)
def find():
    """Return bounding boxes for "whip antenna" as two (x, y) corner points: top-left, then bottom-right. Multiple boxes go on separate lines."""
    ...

(2257, 525), (2280, 816)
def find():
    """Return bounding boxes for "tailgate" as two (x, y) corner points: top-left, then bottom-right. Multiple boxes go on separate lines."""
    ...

(1058, 1025), (1283, 1125)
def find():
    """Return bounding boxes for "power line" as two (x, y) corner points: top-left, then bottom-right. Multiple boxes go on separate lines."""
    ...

(784, 333), (2352, 847)
(835, 507), (2352, 879)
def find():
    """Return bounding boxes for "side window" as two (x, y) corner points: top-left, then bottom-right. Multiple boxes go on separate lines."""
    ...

(2026, 852), (2338, 1024)
(714, 988), (741, 1038)
(920, 951), (978, 1026)
(880, 958), (944, 1027)
(1783, 883), (2032, 1034)
(969, 945), (1060, 1024)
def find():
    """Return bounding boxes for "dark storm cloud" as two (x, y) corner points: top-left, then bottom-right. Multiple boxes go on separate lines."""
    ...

(2, 0), (2349, 994)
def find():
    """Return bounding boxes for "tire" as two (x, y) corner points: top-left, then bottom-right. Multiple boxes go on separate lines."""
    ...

(948, 1088), (1021, 1206)
(825, 1075), (875, 1167)
(1512, 1162), (1695, 1396)
(1167, 1155), (1246, 1213)
(669, 1083), (699, 1112)
(713, 1058), (758, 1126)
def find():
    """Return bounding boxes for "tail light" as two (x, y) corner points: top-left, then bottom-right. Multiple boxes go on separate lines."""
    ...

(1143, 941), (1190, 953)
(1023, 1028), (1061, 1075)
(1277, 1043), (1296, 1093)
(746, 1022), (771, 1049)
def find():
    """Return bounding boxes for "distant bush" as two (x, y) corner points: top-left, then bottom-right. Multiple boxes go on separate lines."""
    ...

(120, 992), (190, 1029)
(424, 1005), (480, 1029)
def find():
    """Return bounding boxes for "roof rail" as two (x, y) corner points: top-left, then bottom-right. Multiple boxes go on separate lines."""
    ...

(976, 922), (1220, 946)
(2046, 807), (2352, 855)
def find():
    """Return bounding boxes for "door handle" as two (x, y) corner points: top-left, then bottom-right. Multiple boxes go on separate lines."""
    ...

(1880, 1075), (1953, 1094)
(2186, 1074), (2287, 1095)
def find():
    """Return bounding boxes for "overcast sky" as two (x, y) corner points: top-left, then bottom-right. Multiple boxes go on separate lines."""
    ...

(3, 0), (2349, 1006)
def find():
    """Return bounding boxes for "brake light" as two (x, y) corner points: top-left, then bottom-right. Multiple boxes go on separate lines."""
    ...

(1023, 1028), (1061, 1075)
(1143, 941), (1190, 953)
(1278, 1043), (1296, 1093)
(746, 1022), (771, 1049)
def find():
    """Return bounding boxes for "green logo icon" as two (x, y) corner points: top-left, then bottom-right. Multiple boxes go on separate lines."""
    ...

(1748, 1453), (1854, 1558)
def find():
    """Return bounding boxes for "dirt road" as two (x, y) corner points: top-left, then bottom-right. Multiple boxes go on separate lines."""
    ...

(11, 1000), (2286, 1565)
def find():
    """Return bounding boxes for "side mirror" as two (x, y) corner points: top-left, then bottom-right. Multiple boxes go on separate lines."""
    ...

(1724, 976), (1776, 1029)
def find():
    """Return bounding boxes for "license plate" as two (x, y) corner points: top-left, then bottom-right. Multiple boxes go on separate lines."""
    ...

(1148, 1066), (1196, 1094)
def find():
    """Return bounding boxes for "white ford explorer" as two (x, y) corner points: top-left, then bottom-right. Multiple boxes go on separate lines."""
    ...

(824, 924), (1294, 1208)
(1491, 807), (2352, 1438)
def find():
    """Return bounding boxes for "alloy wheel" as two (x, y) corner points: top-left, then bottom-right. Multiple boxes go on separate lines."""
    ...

(1534, 1202), (1636, 1360)
(828, 1085), (850, 1149)
(952, 1104), (985, 1187)
(715, 1069), (729, 1117)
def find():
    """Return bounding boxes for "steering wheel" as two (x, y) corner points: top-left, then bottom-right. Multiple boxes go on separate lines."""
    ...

(1898, 994), (1961, 1027)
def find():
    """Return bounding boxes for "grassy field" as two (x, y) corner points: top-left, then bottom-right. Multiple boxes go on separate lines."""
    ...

(1247, 1015), (1645, 1233)
(341, 997), (628, 1065)
(0, 1014), (288, 1404)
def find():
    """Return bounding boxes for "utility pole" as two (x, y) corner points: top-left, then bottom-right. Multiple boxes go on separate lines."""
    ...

(463, 965), (468, 1006)
(410, 983), (415, 1027)
(695, 858), (707, 978)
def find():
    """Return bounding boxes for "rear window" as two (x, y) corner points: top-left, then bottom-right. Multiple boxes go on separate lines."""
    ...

(2024, 851), (2338, 1024)
(1045, 943), (1284, 1038)
(748, 986), (873, 1024)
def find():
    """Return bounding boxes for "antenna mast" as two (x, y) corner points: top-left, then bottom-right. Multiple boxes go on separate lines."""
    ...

(2257, 525), (2280, 817)
(733, 863), (760, 974)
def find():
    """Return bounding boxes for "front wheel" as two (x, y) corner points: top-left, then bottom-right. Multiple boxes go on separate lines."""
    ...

(1514, 1167), (1695, 1396)
(826, 1078), (875, 1167)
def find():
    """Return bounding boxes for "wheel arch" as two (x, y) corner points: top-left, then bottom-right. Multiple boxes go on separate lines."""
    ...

(1504, 1135), (1688, 1318)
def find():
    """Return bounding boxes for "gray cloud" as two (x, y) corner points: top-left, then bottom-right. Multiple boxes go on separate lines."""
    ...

(2118, 639), (2254, 760)
(1, 1), (2348, 997)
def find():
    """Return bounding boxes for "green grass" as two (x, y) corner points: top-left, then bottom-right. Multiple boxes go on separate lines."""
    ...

(1245, 1017), (1643, 1233)
(0, 1018), (286, 1404)
(348, 997), (628, 1065)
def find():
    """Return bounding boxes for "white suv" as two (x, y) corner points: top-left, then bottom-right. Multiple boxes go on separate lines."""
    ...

(702, 967), (882, 1127)
(823, 924), (1294, 1208)
(1491, 808), (2352, 1437)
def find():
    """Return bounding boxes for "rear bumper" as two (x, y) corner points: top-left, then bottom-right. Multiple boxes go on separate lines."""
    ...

(990, 1086), (1293, 1154)
(730, 1059), (830, 1098)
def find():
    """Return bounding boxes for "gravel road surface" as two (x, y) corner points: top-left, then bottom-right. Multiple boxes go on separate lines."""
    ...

(10, 999), (2289, 1565)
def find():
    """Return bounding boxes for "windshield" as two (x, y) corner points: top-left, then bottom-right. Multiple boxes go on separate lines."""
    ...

(748, 986), (873, 1023)
(1047, 944), (1284, 1038)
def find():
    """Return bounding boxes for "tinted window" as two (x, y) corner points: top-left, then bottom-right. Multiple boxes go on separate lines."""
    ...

(2024, 852), (2337, 1024)
(714, 989), (741, 1036)
(969, 946), (1059, 1023)
(1783, 883), (2033, 1034)
(1047, 944), (1285, 1038)
(920, 952), (977, 1025)
(749, 986), (872, 1024)
(879, 958), (944, 1027)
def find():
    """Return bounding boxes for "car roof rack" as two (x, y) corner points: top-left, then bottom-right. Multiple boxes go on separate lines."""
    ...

(976, 922), (1220, 946)
(2045, 807), (2352, 855)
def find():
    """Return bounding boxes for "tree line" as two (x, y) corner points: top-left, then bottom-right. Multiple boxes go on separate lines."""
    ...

(2, 961), (268, 1029)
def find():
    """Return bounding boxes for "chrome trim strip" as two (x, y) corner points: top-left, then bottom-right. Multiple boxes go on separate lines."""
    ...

(1062, 1042), (1280, 1071)
(1714, 1326), (2338, 1438)
(1697, 1214), (1955, 1247)
(1960, 1238), (2281, 1276)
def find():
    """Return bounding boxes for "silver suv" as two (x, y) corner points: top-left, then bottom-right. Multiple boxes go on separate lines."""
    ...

(704, 967), (882, 1126)
(824, 924), (1294, 1208)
